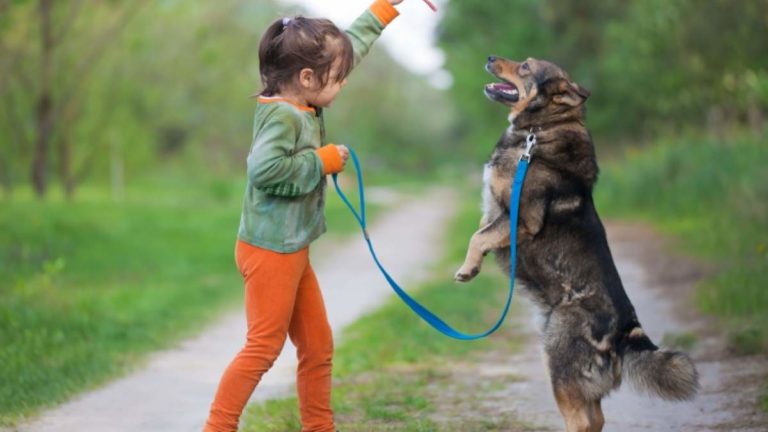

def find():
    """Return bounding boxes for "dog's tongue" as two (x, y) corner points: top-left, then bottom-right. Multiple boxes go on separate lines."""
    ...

(487, 83), (519, 98)
(489, 83), (516, 92)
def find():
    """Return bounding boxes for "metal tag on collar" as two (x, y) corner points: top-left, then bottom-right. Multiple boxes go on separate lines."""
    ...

(521, 132), (536, 162)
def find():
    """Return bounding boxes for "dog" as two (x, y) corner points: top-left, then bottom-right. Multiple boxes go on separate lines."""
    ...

(454, 56), (699, 432)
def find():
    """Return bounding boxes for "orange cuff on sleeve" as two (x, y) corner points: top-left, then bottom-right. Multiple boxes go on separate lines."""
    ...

(369, 0), (399, 26)
(316, 145), (344, 175)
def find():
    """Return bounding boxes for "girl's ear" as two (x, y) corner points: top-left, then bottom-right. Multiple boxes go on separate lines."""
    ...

(298, 68), (315, 89)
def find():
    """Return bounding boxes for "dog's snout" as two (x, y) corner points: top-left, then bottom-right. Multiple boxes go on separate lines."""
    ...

(488, 55), (497, 63)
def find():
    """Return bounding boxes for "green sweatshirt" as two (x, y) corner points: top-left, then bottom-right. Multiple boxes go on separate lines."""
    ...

(237, 0), (399, 253)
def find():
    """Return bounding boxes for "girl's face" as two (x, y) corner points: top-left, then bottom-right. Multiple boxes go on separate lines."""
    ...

(299, 58), (348, 108)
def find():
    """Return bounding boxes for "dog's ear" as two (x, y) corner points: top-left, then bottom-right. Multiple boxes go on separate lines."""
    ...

(553, 79), (590, 107)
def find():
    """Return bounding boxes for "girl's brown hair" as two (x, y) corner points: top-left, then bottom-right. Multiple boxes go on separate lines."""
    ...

(258, 16), (354, 97)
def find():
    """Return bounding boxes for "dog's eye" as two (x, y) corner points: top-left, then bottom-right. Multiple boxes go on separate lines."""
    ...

(521, 63), (530, 71)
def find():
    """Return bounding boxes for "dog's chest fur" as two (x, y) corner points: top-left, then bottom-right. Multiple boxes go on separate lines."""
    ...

(482, 126), (524, 219)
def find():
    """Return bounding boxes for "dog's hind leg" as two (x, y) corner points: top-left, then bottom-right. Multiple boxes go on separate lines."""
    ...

(553, 385), (604, 432)
(590, 399), (605, 432)
(454, 214), (510, 282)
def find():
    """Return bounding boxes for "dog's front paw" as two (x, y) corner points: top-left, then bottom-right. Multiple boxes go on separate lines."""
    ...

(454, 265), (480, 282)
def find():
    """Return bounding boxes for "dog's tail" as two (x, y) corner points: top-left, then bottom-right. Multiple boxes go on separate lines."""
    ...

(622, 326), (699, 401)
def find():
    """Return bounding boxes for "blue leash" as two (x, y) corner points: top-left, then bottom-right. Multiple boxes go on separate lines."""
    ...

(331, 134), (535, 340)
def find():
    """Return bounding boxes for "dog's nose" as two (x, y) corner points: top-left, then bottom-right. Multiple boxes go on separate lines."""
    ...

(488, 55), (496, 63)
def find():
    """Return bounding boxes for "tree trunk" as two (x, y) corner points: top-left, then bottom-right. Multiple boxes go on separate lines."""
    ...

(747, 98), (764, 138)
(110, 136), (124, 201)
(58, 137), (75, 199)
(0, 150), (11, 198)
(32, 0), (54, 198)
(706, 105), (726, 143)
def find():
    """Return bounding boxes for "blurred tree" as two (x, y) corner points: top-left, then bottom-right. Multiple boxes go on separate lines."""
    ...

(327, 49), (459, 174)
(0, 0), (147, 198)
(0, 0), (456, 199)
(0, 0), (21, 196)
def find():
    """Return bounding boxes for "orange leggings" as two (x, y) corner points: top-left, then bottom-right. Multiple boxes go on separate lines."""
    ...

(204, 241), (335, 432)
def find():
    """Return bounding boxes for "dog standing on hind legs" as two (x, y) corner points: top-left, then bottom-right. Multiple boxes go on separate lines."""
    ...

(454, 56), (699, 432)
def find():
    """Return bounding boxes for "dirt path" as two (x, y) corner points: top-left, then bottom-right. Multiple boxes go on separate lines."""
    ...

(12, 205), (768, 432)
(433, 222), (768, 431)
(14, 188), (457, 432)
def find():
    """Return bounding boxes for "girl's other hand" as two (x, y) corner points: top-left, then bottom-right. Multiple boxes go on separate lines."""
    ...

(336, 145), (350, 164)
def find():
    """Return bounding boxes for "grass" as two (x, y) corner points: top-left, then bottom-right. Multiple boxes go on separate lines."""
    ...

(661, 331), (698, 351)
(761, 386), (768, 412)
(594, 131), (768, 355)
(0, 176), (377, 426)
(241, 189), (531, 431)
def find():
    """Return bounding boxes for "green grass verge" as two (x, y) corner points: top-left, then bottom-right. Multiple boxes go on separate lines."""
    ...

(761, 386), (768, 412)
(0, 177), (376, 426)
(594, 131), (768, 355)
(242, 189), (530, 431)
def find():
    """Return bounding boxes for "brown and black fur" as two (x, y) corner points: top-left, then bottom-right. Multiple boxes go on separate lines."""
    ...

(455, 57), (699, 432)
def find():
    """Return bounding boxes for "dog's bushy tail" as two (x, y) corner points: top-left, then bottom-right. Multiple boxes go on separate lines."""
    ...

(623, 327), (699, 401)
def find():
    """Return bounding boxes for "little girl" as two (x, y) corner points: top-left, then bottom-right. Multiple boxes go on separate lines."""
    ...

(204, 1), (408, 431)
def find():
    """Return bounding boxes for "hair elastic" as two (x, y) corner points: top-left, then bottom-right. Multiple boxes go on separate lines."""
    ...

(282, 17), (291, 28)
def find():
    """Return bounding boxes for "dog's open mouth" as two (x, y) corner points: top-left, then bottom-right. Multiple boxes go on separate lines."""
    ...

(484, 82), (519, 102)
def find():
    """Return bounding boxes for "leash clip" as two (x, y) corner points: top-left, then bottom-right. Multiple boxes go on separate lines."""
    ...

(521, 131), (536, 162)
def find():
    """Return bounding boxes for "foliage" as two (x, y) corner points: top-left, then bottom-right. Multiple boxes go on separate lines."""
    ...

(0, 0), (458, 197)
(438, 0), (768, 151)
(328, 51), (459, 176)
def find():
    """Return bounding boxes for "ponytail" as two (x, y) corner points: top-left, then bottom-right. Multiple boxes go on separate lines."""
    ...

(258, 17), (292, 96)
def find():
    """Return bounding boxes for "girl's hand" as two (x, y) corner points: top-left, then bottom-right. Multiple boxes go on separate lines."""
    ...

(389, 0), (438, 11)
(336, 145), (350, 164)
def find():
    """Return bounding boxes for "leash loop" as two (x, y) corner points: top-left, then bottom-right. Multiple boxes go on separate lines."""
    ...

(332, 146), (530, 340)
